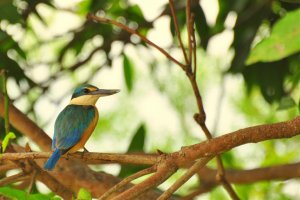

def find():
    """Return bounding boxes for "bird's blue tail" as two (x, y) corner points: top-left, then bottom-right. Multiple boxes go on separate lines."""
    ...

(44, 149), (61, 170)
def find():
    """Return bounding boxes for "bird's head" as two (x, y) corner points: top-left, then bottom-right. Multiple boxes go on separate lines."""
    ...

(70, 84), (120, 106)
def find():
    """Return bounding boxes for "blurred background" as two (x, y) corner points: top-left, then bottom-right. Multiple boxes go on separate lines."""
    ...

(0, 0), (300, 199)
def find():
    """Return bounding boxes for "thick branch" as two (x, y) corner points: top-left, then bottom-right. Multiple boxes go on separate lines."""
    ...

(1, 117), (300, 168)
(0, 94), (177, 200)
(199, 162), (300, 184)
(0, 94), (51, 151)
(0, 152), (158, 165)
(173, 116), (300, 166)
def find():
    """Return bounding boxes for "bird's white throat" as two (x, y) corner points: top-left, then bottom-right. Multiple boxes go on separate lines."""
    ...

(69, 95), (100, 106)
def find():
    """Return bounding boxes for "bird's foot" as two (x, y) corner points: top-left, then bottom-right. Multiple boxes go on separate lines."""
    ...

(156, 149), (165, 155)
(81, 147), (89, 159)
(66, 153), (70, 160)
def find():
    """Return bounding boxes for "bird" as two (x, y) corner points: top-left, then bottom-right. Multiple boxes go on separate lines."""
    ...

(44, 84), (119, 170)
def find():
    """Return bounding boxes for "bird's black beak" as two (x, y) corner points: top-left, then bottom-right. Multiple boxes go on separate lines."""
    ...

(89, 89), (120, 97)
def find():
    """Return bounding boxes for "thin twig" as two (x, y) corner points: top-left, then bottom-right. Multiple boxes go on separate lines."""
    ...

(87, 14), (186, 70)
(0, 173), (31, 186)
(99, 165), (157, 200)
(183, 10), (239, 196)
(28, 170), (37, 194)
(186, 0), (192, 68)
(215, 157), (240, 200)
(158, 157), (213, 200)
(112, 158), (178, 200)
(191, 14), (197, 77)
(168, 0), (189, 64)
(0, 162), (18, 172)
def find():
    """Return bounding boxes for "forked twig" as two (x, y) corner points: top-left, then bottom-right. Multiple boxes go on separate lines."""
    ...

(99, 165), (157, 200)
(87, 14), (186, 70)
(158, 156), (213, 200)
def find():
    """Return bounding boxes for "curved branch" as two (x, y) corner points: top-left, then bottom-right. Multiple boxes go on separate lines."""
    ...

(199, 162), (300, 184)
(87, 14), (186, 70)
(173, 116), (300, 166)
(1, 117), (300, 169)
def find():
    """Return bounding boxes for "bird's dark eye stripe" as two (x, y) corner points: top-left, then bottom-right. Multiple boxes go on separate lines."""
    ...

(83, 88), (90, 93)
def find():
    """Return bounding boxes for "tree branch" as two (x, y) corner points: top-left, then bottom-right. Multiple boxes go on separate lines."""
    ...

(158, 156), (213, 200)
(0, 173), (30, 187)
(112, 157), (178, 200)
(1, 117), (300, 169)
(99, 165), (157, 200)
(87, 14), (186, 70)
(168, 0), (189, 64)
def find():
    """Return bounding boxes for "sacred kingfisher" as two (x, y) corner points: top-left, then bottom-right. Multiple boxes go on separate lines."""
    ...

(44, 84), (119, 170)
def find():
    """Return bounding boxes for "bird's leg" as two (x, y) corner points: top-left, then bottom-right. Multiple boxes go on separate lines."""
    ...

(66, 153), (70, 160)
(81, 147), (89, 160)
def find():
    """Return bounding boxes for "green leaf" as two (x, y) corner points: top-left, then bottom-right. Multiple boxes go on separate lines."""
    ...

(0, 187), (26, 200)
(118, 124), (146, 178)
(0, 187), (56, 200)
(247, 8), (300, 65)
(0, 1), (21, 23)
(298, 98), (300, 114)
(123, 54), (134, 93)
(127, 124), (146, 152)
(2, 132), (16, 153)
(277, 96), (296, 110)
(77, 188), (92, 200)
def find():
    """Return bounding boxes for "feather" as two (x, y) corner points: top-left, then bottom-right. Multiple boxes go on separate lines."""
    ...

(53, 105), (97, 150)
(44, 148), (61, 170)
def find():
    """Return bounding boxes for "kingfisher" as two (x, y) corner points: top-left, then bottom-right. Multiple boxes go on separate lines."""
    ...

(44, 84), (119, 170)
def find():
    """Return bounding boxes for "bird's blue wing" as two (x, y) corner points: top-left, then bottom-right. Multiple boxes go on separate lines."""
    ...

(53, 105), (97, 150)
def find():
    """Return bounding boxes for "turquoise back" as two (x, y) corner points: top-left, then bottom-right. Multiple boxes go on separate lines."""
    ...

(52, 104), (97, 151)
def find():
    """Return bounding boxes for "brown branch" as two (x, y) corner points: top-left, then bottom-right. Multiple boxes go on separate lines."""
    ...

(0, 94), (51, 151)
(0, 152), (158, 166)
(172, 116), (300, 166)
(1, 117), (300, 168)
(0, 173), (31, 186)
(184, 9), (239, 197)
(26, 159), (74, 199)
(28, 170), (37, 193)
(191, 13), (197, 77)
(158, 156), (213, 200)
(87, 14), (186, 70)
(168, 0), (189, 64)
(0, 94), (177, 200)
(112, 157), (178, 200)
(0, 162), (18, 173)
(184, 162), (300, 199)
(99, 165), (157, 200)
(186, 0), (192, 67)
(199, 162), (300, 184)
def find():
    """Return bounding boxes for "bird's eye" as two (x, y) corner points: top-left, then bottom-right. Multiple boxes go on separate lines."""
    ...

(83, 88), (89, 93)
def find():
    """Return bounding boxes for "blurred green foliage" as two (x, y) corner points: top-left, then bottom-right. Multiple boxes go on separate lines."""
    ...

(77, 188), (92, 200)
(0, 0), (300, 199)
(0, 186), (59, 200)
(119, 124), (146, 178)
